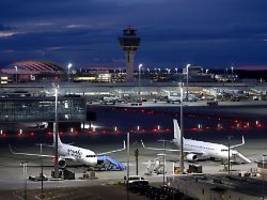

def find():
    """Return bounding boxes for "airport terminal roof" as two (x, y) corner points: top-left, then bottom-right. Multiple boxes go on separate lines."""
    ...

(0, 61), (65, 75)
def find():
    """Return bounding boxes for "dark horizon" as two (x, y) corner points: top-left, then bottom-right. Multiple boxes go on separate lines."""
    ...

(1, 0), (267, 69)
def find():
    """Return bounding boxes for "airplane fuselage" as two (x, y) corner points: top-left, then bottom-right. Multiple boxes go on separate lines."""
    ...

(58, 143), (98, 166)
(174, 138), (235, 161)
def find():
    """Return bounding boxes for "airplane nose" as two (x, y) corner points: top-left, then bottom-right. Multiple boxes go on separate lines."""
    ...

(94, 157), (98, 165)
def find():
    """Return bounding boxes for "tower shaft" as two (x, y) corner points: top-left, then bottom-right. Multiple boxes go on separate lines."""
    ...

(119, 27), (141, 82)
(125, 50), (136, 82)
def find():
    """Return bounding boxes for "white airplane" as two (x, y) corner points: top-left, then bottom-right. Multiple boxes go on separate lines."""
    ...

(10, 131), (126, 169)
(101, 95), (120, 105)
(141, 119), (251, 163)
(163, 90), (181, 103)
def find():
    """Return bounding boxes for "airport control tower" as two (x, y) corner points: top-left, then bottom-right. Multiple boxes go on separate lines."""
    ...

(119, 27), (141, 82)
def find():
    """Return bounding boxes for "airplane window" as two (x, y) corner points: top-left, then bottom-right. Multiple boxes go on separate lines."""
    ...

(86, 155), (96, 158)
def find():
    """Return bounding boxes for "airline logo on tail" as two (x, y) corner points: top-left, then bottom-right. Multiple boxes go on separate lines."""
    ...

(173, 119), (183, 145)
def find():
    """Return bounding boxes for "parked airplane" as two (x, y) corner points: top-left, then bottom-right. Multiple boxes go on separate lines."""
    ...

(10, 131), (126, 169)
(101, 95), (121, 105)
(164, 90), (198, 103)
(141, 119), (251, 163)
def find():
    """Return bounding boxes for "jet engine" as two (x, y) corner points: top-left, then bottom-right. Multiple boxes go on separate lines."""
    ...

(58, 157), (66, 168)
(186, 153), (198, 161)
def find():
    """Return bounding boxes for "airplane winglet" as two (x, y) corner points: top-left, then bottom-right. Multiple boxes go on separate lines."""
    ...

(9, 144), (15, 154)
(140, 140), (146, 148)
(8, 144), (54, 158)
(242, 136), (245, 145)
(96, 140), (126, 156)
(230, 136), (245, 149)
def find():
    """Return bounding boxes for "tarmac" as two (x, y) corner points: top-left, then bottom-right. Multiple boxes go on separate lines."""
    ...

(0, 139), (266, 191)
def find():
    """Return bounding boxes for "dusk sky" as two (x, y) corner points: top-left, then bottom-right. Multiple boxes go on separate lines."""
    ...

(1, 0), (267, 69)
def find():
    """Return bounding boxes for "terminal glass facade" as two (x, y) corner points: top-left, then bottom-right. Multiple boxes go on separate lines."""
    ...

(0, 96), (86, 122)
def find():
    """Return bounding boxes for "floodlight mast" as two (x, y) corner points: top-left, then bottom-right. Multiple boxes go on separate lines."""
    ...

(179, 82), (184, 173)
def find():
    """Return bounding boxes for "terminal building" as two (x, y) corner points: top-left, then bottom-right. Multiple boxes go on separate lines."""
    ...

(0, 61), (65, 83)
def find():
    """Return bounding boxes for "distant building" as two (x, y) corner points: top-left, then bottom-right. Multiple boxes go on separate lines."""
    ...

(74, 68), (113, 83)
(182, 66), (203, 75)
(0, 61), (65, 82)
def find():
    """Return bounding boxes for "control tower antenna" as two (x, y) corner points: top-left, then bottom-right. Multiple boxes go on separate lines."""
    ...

(119, 26), (141, 82)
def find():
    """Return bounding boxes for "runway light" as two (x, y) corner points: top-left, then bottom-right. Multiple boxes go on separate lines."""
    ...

(191, 127), (198, 132)
(0, 130), (6, 137)
(47, 131), (53, 136)
(137, 125), (140, 131)
(255, 120), (262, 128)
(246, 122), (250, 128)
(18, 129), (23, 136)
(217, 123), (223, 129)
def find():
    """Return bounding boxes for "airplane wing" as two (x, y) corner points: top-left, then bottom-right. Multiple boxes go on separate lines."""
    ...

(9, 144), (54, 158)
(234, 151), (252, 163)
(141, 140), (180, 152)
(9, 145), (77, 161)
(141, 140), (196, 153)
(97, 140), (126, 156)
(230, 136), (245, 149)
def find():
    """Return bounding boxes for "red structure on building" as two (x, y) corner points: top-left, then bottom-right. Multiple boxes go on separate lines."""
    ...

(0, 61), (65, 82)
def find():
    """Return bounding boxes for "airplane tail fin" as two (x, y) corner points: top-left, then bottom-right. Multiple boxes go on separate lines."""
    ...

(52, 124), (63, 147)
(173, 119), (182, 145)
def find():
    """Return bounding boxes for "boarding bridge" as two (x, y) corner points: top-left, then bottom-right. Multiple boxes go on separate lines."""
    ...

(96, 155), (125, 171)
(0, 96), (86, 123)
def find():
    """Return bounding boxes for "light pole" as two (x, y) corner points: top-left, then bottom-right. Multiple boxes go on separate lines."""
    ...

(14, 65), (18, 84)
(67, 63), (73, 82)
(21, 161), (28, 200)
(179, 82), (184, 173)
(138, 64), (143, 102)
(227, 135), (233, 175)
(54, 87), (59, 178)
(186, 64), (191, 101)
(262, 154), (267, 200)
(162, 140), (166, 185)
(230, 66), (234, 88)
(40, 144), (44, 199)
(126, 132), (130, 200)
(135, 148), (139, 176)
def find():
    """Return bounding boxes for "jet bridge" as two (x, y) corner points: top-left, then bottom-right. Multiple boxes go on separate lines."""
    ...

(96, 155), (125, 171)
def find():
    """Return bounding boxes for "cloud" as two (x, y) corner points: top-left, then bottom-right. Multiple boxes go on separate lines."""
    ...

(1, 0), (267, 67)
(0, 31), (17, 38)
